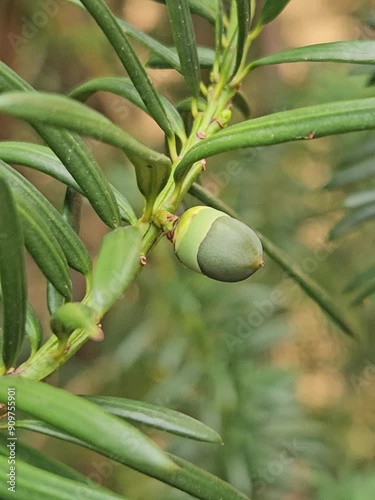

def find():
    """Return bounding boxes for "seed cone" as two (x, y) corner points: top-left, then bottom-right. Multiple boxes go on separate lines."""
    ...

(173, 206), (264, 282)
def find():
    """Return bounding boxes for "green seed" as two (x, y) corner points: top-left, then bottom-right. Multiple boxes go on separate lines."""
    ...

(173, 206), (264, 282)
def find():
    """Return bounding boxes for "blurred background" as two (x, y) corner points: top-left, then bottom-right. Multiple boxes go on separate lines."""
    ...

(0, 0), (375, 498)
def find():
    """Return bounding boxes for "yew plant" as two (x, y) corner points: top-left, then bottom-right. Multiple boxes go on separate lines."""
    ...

(0, 0), (374, 498)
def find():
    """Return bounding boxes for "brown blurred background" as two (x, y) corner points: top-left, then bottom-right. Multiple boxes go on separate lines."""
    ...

(0, 1), (375, 498)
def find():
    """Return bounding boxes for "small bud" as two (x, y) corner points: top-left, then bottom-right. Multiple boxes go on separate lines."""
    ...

(51, 302), (101, 342)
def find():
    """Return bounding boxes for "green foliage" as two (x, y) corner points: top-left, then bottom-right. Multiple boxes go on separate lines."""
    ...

(175, 98), (375, 180)
(70, 77), (186, 140)
(258, 0), (292, 26)
(0, 160), (91, 276)
(0, 91), (171, 168)
(0, 141), (137, 225)
(155, 0), (217, 25)
(233, 0), (251, 75)
(249, 40), (375, 69)
(82, 395), (222, 443)
(80, 0), (174, 137)
(0, 0), (374, 498)
(0, 377), (175, 473)
(327, 136), (375, 304)
(0, 62), (121, 229)
(0, 174), (26, 370)
(0, 455), (124, 500)
(87, 226), (142, 316)
(165, 0), (201, 97)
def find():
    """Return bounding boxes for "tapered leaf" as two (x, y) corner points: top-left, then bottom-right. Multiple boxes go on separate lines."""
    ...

(0, 163), (73, 298)
(344, 190), (375, 209)
(176, 96), (206, 113)
(42, 129), (121, 228)
(250, 41), (375, 70)
(120, 28), (179, 70)
(18, 201), (72, 300)
(0, 434), (93, 487)
(80, 0), (173, 137)
(108, 189), (138, 226)
(0, 174), (27, 369)
(47, 283), (66, 317)
(0, 456), (123, 500)
(215, 0), (224, 54)
(116, 22), (180, 69)
(259, 0), (291, 25)
(25, 303), (43, 355)
(63, 186), (82, 234)
(70, 77), (186, 140)
(0, 378), (176, 475)
(0, 141), (137, 226)
(0, 92), (171, 169)
(111, 12), (185, 71)
(165, 0), (201, 96)
(0, 283), (43, 356)
(84, 395), (222, 443)
(189, 182), (357, 338)
(175, 97), (375, 180)
(87, 227), (142, 316)
(51, 302), (101, 342)
(120, 26), (179, 70)
(148, 46), (215, 70)
(0, 141), (77, 188)
(233, 0), (250, 75)
(327, 156), (375, 189)
(167, 453), (249, 500)
(154, 0), (216, 24)
(329, 204), (375, 239)
(133, 158), (171, 219)
(0, 61), (121, 229)
(0, 161), (91, 276)
(15, 420), (249, 500)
